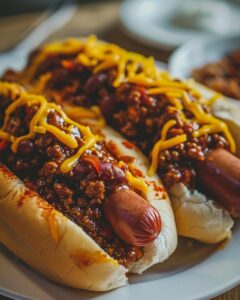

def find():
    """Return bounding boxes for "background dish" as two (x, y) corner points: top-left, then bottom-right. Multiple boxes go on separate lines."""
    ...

(169, 35), (240, 79)
(169, 35), (240, 107)
(120, 0), (240, 49)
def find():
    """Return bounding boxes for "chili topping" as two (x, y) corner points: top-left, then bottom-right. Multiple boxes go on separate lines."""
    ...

(0, 82), (149, 267)
(2, 36), (235, 189)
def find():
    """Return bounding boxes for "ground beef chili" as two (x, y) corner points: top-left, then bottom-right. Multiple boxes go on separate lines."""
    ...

(0, 95), (143, 267)
(4, 47), (230, 190)
(192, 50), (240, 100)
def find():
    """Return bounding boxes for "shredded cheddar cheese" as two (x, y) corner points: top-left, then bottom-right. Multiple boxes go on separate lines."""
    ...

(33, 72), (52, 93)
(126, 171), (149, 195)
(118, 160), (148, 194)
(203, 92), (221, 106)
(60, 128), (98, 173)
(0, 82), (148, 193)
(12, 96), (48, 152)
(17, 36), (236, 176)
(64, 105), (106, 128)
(0, 83), (100, 173)
(0, 131), (9, 139)
(0, 81), (24, 100)
(149, 120), (181, 176)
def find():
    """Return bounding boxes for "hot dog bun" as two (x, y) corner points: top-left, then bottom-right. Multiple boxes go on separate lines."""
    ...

(0, 124), (177, 290)
(0, 164), (127, 291)
(170, 183), (233, 243)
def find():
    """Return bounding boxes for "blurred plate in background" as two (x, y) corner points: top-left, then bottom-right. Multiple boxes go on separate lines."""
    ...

(169, 35), (240, 79)
(120, 0), (240, 49)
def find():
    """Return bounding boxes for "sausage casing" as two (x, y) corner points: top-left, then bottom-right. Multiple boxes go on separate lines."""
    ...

(198, 148), (240, 217)
(103, 189), (162, 246)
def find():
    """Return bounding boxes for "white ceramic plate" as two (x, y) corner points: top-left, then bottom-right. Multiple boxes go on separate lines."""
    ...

(120, 0), (240, 49)
(169, 35), (240, 79)
(0, 37), (240, 300)
(1, 221), (240, 300)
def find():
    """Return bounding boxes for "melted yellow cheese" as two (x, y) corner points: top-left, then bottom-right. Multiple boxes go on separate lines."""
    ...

(204, 93), (221, 106)
(60, 129), (98, 173)
(1, 95), (28, 131)
(0, 82), (24, 100)
(148, 120), (177, 176)
(11, 96), (47, 152)
(33, 73), (52, 93)
(77, 53), (97, 67)
(118, 161), (148, 194)
(193, 124), (221, 138)
(166, 95), (183, 110)
(64, 105), (96, 119)
(126, 171), (149, 195)
(40, 119), (78, 149)
(181, 92), (235, 152)
(49, 102), (95, 138)
(0, 83), (99, 173)
(63, 105), (106, 128)
(0, 131), (9, 139)
(94, 54), (120, 74)
(148, 134), (188, 176)
(113, 54), (127, 87)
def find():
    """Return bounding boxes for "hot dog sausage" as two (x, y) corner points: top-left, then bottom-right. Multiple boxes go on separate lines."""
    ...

(103, 189), (161, 246)
(198, 148), (240, 217)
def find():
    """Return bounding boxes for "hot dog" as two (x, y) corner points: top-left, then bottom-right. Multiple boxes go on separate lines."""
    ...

(6, 36), (237, 244)
(198, 148), (240, 217)
(0, 82), (177, 291)
(104, 190), (162, 246)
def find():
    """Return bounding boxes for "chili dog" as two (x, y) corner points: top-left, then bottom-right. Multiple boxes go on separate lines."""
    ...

(6, 36), (239, 243)
(0, 82), (177, 291)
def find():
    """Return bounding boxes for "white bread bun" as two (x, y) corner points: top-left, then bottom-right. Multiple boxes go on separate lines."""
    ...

(0, 164), (127, 291)
(0, 126), (177, 290)
(170, 183), (233, 244)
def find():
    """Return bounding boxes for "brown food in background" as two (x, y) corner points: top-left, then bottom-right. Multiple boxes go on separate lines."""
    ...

(192, 50), (240, 100)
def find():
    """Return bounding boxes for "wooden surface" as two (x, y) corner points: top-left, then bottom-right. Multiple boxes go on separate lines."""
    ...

(0, 1), (239, 299)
